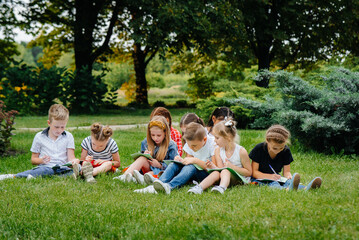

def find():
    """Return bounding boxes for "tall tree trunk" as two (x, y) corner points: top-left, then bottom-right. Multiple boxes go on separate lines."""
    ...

(74, 0), (97, 74)
(256, 44), (271, 88)
(133, 43), (149, 105)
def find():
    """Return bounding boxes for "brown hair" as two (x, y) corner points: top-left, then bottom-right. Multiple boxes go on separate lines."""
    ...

(212, 118), (238, 143)
(183, 122), (207, 142)
(265, 125), (290, 144)
(147, 115), (171, 161)
(180, 113), (204, 128)
(207, 107), (234, 133)
(91, 123), (113, 142)
(48, 104), (69, 122)
(150, 107), (172, 127)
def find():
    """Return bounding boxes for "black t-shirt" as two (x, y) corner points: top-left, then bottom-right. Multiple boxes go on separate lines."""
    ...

(249, 142), (293, 174)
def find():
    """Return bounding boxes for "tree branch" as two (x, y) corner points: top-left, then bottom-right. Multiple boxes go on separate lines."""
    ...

(91, 0), (121, 62)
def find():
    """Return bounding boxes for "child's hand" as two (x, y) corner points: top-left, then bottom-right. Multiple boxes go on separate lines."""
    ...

(144, 150), (152, 155)
(149, 159), (162, 168)
(224, 160), (233, 168)
(206, 160), (216, 169)
(42, 156), (51, 164)
(182, 158), (194, 165)
(271, 174), (282, 181)
(174, 156), (183, 162)
(71, 159), (80, 164)
(85, 155), (93, 162)
(93, 160), (105, 165)
(284, 172), (292, 179)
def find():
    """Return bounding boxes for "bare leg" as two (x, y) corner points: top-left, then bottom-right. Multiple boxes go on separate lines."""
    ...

(199, 171), (220, 190)
(124, 157), (151, 174)
(219, 169), (231, 189)
(93, 162), (112, 176)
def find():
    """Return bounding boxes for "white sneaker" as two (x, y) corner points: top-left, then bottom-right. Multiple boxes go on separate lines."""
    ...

(82, 162), (96, 184)
(211, 185), (226, 194)
(134, 185), (158, 194)
(0, 174), (15, 181)
(125, 173), (136, 183)
(144, 173), (156, 185)
(72, 163), (80, 180)
(153, 180), (171, 195)
(133, 170), (145, 185)
(26, 174), (35, 180)
(188, 184), (203, 194)
(113, 174), (126, 181)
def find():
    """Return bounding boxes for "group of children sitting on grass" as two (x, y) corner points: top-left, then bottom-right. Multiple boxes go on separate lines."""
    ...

(0, 104), (322, 194)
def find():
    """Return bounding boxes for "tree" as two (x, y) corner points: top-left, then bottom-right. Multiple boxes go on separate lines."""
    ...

(22, 0), (121, 111)
(114, 0), (213, 105)
(0, 0), (19, 64)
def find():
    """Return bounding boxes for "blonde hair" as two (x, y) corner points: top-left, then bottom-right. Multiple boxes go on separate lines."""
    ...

(183, 122), (206, 142)
(266, 125), (290, 144)
(147, 116), (170, 161)
(212, 118), (238, 143)
(48, 104), (69, 122)
(90, 123), (113, 142)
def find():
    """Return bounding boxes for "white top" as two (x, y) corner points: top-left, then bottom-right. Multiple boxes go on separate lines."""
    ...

(219, 144), (250, 182)
(30, 128), (75, 168)
(183, 135), (215, 162)
(81, 136), (119, 161)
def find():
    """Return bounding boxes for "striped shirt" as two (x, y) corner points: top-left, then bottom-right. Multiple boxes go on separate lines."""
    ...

(81, 136), (119, 161)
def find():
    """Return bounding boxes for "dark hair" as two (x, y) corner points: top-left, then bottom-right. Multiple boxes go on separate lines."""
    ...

(180, 113), (204, 128)
(207, 107), (234, 133)
(150, 107), (172, 127)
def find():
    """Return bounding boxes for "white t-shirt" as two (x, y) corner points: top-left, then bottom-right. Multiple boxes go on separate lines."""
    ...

(30, 128), (75, 168)
(183, 136), (215, 162)
(219, 144), (250, 182)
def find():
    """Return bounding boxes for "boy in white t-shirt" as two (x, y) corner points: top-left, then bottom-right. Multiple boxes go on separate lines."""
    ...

(135, 122), (215, 194)
(0, 104), (79, 181)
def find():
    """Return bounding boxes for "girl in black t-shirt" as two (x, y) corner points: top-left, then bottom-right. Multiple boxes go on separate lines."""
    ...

(249, 125), (322, 191)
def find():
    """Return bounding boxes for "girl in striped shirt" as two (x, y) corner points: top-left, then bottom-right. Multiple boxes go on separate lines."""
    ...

(72, 123), (120, 183)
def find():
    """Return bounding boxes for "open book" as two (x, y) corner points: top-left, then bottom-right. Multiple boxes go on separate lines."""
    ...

(131, 152), (153, 160)
(163, 160), (203, 171)
(255, 176), (288, 184)
(207, 167), (250, 184)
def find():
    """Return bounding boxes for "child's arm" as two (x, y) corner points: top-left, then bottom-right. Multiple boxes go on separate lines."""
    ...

(252, 161), (281, 180)
(31, 152), (50, 165)
(67, 148), (79, 164)
(282, 165), (292, 179)
(109, 152), (121, 168)
(225, 147), (252, 177)
(182, 154), (207, 169)
(206, 147), (223, 169)
(80, 148), (93, 162)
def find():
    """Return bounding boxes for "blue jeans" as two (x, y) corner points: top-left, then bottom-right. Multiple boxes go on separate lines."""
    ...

(15, 165), (72, 178)
(159, 162), (208, 189)
(251, 177), (305, 190)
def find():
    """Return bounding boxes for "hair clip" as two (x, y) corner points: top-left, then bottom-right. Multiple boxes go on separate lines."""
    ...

(224, 119), (234, 127)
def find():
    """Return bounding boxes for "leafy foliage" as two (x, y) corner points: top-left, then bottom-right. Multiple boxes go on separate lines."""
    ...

(0, 100), (18, 156)
(63, 67), (108, 114)
(232, 69), (359, 154)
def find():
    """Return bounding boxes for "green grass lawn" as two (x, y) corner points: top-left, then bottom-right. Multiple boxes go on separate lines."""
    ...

(14, 108), (196, 128)
(1, 127), (358, 239)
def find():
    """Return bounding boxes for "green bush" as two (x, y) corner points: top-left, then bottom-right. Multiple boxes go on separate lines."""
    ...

(197, 97), (254, 129)
(0, 100), (18, 156)
(232, 69), (359, 154)
(102, 62), (133, 89)
(63, 67), (108, 113)
(147, 72), (166, 89)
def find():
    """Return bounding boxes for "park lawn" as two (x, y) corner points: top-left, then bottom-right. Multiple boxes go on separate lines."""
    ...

(14, 108), (196, 128)
(0, 128), (358, 239)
